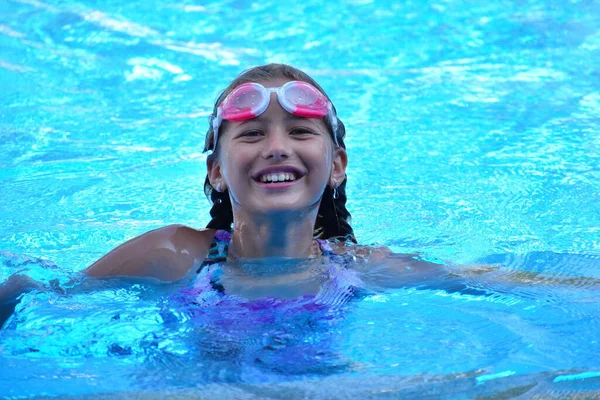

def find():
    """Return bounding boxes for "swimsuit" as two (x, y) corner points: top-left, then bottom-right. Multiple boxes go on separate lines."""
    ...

(170, 230), (365, 309)
(163, 230), (366, 377)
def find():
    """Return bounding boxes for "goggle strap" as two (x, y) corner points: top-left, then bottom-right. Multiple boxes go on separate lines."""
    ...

(212, 107), (222, 150)
(329, 108), (339, 146)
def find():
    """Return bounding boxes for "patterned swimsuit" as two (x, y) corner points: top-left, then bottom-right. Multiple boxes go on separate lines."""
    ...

(171, 229), (365, 309)
(163, 230), (367, 377)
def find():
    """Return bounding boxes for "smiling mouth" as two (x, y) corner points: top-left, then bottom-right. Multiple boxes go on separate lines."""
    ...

(258, 172), (299, 184)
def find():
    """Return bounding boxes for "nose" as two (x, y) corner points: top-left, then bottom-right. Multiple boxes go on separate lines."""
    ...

(261, 128), (292, 160)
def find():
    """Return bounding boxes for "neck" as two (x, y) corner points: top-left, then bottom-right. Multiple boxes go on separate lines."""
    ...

(230, 208), (320, 259)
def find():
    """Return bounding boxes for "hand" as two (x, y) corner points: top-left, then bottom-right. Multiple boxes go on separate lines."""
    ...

(0, 274), (44, 328)
(0, 274), (43, 303)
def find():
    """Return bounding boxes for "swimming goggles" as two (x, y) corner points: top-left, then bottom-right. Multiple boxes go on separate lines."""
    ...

(210, 81), (339, 150)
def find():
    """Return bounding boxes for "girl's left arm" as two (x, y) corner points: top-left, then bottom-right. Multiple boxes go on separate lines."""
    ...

(352, 245), (599, 292)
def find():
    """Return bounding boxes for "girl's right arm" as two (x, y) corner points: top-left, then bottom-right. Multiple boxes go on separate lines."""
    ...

(0, 225), (214, 327)
(0, 274), (43, 327)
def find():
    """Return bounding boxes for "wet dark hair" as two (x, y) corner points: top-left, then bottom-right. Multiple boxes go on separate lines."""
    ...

(203, 63), (356, 243)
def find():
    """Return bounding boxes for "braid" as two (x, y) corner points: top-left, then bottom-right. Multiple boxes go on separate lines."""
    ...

(314, 177), (356, 243)
(203, 175), (233, 230)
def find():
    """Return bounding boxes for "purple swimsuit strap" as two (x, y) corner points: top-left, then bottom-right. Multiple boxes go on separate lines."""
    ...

(315, 238), (335, 256)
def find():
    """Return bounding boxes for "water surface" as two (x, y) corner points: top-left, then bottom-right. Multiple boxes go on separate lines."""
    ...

(1, 0), (600, 398)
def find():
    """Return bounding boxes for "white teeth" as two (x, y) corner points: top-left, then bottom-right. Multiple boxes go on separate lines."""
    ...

(259, 172), (297, 183)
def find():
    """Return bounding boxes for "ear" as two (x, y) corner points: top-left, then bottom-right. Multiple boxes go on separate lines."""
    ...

(207, 158), (226, 192)
(329, 147), (348, 188)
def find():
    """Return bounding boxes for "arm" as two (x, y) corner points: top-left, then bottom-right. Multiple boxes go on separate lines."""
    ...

(0, 274), (43, 327)
(353, 246), (599, 293)
(0, 225), (213, 327)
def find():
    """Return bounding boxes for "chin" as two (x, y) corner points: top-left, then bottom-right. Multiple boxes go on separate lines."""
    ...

(251, 198), (319, 215)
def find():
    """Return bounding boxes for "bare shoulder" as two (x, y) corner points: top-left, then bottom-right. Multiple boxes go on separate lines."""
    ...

(105, 224), (216, 259)
(330, 241), (434, 272)
(85, 224), (218, 281)
(330, 241), (447, 286)
(330, 242), (410, 263)
(166, 224), (217, 254)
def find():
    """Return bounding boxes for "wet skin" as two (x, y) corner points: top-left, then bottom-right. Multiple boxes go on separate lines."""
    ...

(207, 77), (348, 260)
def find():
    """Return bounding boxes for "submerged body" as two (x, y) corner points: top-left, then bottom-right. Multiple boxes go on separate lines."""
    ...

(172, 229), (364, 304)
(84, 224), (442, 297)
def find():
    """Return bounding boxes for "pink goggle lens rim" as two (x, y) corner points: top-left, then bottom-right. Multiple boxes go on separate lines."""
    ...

(220, 82), (268, 121)
(279, 81), (330, 117)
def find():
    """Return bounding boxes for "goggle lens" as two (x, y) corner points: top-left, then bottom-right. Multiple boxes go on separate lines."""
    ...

(287, 84), (318, 104)
(220, 83), (267, 121)
(280, 82), (329, 118)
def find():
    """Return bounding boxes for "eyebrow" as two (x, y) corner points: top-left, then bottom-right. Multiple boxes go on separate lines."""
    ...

(236, 114), (322, 127)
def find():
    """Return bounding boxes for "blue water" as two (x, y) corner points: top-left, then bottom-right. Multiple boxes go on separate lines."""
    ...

(2, 0), (600, 398)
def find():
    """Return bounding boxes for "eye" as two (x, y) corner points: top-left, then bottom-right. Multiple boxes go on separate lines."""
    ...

(290, 127), (318, 136)
(238, 129), (264, 138)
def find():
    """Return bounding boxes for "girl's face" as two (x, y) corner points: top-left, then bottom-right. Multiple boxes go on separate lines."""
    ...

(208, 78), (347, 216)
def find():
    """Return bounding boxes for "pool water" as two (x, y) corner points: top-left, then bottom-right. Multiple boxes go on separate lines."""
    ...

(1, 0), (600, 398)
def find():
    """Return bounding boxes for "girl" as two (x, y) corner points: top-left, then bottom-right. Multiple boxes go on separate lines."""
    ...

(83, 63), (442, 296)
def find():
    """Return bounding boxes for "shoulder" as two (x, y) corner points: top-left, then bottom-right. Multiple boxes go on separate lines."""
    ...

(330, 241), (420, 265)
(329, 241), (391, 261)
(328, 242), (446, 285)
(126, 224), (217, 257)
(162, 224), (217, 251)
(85, 225), (220, 281)
(134, 224), (222, 265)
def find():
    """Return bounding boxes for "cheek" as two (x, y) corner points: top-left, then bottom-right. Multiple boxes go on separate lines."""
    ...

(220, 149), (251, 185)
(317, 143), (335, 169)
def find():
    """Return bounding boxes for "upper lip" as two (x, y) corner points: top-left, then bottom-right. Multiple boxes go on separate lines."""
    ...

(252, 165), (305, 181)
